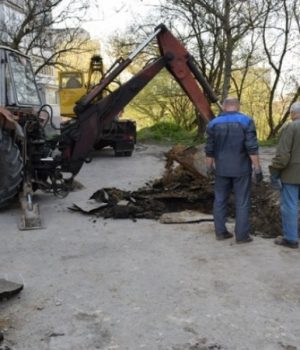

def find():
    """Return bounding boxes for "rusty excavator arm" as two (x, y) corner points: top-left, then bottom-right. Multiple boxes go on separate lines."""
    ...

(62, 24), (221, 175)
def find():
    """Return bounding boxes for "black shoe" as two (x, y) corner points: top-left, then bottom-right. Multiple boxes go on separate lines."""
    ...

(236, 236), (253, 244)
(274, 237), (299, 249)
(216, 232), (233, 240)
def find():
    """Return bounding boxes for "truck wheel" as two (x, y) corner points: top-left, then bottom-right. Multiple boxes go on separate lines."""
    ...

(114, 149), (133, 157)
(123, 151), (132, 157)
(0, 130), (23, 208)
(114, 151), (124, 157)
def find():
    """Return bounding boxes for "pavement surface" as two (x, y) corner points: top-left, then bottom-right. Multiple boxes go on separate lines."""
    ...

(0, 144), (299, 350)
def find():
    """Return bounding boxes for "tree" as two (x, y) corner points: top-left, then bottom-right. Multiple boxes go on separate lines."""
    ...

(0, 0), (92, 74)
(101, 0), (300, 140)
(107, 28), (201, 132)
(129, 69), (198, 130)
(159, 0), (270, 100)
(232, 67), (271, 140)
(260, 0), (300, 138)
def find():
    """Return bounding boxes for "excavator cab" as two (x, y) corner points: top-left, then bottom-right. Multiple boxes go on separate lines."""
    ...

(0, 47), (43, 229)
(58, 71), (86, 117)
(0, 46), (41, 109)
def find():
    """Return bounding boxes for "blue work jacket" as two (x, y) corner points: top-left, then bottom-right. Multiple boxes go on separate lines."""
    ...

(205, 112), (259, 177)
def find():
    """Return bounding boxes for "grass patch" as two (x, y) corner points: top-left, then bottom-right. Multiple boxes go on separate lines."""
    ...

(259, 138), (278, 147)
(137, 121), (199, 146)
(137, 121), (278, 148)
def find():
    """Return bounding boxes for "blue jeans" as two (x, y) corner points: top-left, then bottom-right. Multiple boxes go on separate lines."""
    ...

(214, 175), (251, 240)
(280, 183), (300, 243)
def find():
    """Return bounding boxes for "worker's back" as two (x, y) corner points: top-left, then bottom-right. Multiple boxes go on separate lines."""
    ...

(205, 112), (258, 177)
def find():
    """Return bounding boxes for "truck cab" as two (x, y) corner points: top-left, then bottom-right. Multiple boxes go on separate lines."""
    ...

(58, 71), (86, 118)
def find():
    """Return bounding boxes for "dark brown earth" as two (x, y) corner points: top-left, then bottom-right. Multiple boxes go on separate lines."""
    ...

(73, 146), (282, 238)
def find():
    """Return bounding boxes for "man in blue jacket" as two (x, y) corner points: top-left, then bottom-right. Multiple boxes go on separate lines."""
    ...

(205, 97), (263, 243)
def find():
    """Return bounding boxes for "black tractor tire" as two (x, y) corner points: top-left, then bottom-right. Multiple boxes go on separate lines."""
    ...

(0, 130), (23, 208)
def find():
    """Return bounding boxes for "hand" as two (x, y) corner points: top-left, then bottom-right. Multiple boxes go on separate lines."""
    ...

(253, 166), (263, 183)
(206, 165), (215, 179)
(270, 174), (282, 191)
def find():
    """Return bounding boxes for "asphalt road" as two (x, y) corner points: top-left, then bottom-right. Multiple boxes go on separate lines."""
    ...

(0, 144), (299, 350)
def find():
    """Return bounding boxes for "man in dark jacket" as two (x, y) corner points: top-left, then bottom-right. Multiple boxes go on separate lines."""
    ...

(205, 97), (262, 243)
(269, 101), (300, 249)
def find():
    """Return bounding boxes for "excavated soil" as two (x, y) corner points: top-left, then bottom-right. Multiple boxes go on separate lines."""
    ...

(72, 146), (281, 238)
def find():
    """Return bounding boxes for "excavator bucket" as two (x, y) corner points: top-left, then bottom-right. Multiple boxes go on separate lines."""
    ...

(18, 185), (42, 230)
(165, 145), (209, 179)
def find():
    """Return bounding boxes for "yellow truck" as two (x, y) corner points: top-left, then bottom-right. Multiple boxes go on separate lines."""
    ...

(59, 55), (104, 117)
(58, 55), (136, 156)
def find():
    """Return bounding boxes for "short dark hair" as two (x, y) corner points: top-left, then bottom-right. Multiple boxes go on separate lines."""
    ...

(222, 97), (240, 105)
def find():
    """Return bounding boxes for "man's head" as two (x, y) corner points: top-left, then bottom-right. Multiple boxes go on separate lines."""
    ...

(222, 97), (240, 112)
(290, 102), (300, 120)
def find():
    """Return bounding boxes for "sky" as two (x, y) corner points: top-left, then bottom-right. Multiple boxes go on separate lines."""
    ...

(82, 0), (160, 42)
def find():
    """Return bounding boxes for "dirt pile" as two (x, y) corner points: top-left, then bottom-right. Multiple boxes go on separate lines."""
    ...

(71, 146), (281, 238)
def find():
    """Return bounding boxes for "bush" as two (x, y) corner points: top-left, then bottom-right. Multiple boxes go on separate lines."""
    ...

(137, 121), (198, 146)
(259, 138), (278, 147)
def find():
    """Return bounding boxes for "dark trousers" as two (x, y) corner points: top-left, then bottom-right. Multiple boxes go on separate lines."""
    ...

(213, 175), (252, 240)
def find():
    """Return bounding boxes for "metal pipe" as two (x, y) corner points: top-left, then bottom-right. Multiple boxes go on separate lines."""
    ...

(128, 27), (162, 60)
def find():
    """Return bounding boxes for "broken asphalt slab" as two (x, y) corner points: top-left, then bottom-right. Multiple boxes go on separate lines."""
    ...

(0, 279), (23, 301)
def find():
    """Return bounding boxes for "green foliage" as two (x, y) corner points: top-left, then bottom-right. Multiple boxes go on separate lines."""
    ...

(137, 121), (198, 146)
(259, 138), (278, 147)
(231, 67), (272, 140)
(129, 69), (197, 130)
(136, 120), (278, 147)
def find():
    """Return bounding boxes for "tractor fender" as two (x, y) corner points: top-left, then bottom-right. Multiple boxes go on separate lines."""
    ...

(0, 107), (24, 139)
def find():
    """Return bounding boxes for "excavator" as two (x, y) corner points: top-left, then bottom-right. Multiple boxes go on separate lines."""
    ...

(0, 24), (221, 230)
